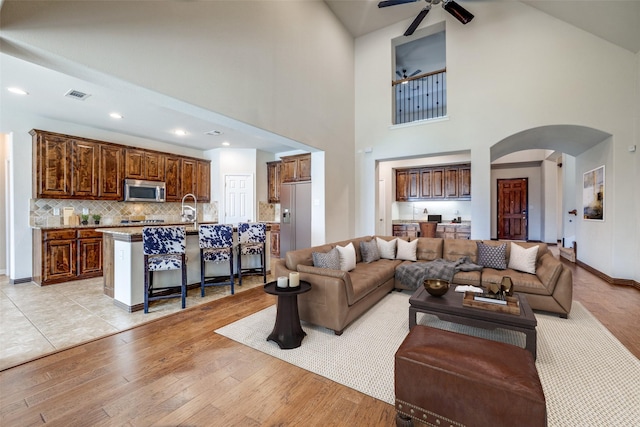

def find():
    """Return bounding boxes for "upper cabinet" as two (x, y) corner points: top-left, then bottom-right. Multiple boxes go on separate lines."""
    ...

(395, 163), (471, 201)
(125, 148), (165, 182)
(267, 161), (282, 203)
(281, 153), (311, 183)
(31, 129), (210, 202)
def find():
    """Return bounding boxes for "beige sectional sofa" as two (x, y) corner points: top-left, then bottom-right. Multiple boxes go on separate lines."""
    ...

(273, 236), (573, 335)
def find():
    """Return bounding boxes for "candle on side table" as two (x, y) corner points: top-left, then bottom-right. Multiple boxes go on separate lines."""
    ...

(289, 272), (300, 287)
(277, 276), (289, 288)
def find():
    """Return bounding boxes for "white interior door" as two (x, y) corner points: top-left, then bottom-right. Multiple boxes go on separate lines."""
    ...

(224, 174), (254, 224)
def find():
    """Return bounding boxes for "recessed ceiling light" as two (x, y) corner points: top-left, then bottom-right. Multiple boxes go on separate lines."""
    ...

(174, 129), (188, 136)
(109, 112), (123, 119)
(205, 130), (223, 136)
(8, 87), (28, 95)
(222, 142), (230, 146)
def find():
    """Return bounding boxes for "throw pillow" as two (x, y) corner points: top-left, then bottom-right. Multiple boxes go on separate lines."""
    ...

(477, 242), (507, 270)
(312, 247), (340, 270)
(376, 237), (397, 259)
(396, 238), (418, 261)
(336, 242), (357, 272)
(508, 243), (538, 274)
(360, 239), (380, 263)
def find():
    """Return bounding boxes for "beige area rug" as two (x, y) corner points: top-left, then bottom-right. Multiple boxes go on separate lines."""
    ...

(216, 291), (640, 426)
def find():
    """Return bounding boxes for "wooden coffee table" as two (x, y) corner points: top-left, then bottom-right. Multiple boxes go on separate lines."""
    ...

(409, 286), (538, 359)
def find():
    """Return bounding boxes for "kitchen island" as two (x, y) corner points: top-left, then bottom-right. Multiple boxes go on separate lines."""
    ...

(98, 224), (271, 312)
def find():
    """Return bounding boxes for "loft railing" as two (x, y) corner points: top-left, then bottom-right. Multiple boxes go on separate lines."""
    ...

(393, 68), (447, 125)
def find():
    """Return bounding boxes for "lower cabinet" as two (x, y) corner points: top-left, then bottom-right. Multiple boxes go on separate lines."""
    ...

(33, 228), (103, 285)
(436, 225), (471, 240)
(392, 224), (419, 238)
(270, 223), (280, 258)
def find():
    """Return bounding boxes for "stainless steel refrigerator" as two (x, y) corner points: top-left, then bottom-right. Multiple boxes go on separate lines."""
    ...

(280, 181), (312, 256)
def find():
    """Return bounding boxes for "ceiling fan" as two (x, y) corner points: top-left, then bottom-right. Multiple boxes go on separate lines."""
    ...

(396, 69), (423, 79)
(378, 0), (474, 36)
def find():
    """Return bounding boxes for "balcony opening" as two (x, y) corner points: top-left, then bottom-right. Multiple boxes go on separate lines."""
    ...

(393, 27), (446, 125)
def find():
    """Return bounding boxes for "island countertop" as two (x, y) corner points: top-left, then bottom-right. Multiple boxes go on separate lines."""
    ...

(97, 223), (273, 242)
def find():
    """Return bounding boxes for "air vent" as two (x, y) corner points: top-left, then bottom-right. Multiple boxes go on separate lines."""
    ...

(64, 89), (91, 101)
(205, 130), (223, 136)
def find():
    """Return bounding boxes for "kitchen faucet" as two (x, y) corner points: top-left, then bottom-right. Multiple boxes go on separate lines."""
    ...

(181, 193), (198, 226)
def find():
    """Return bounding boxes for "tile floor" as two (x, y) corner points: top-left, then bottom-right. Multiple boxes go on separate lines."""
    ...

(0, 272), (272, 371)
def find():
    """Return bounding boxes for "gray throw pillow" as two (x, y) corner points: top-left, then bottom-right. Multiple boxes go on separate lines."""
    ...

(477, 242), (507, 270)
(312, 247), (341, 270)
(360, 239), (381, 263)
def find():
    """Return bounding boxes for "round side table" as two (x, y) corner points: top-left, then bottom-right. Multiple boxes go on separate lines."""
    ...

(263, 281), (311, 349)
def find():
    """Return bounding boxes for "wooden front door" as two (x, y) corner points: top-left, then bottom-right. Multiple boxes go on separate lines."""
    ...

(498, 178), (528, 240)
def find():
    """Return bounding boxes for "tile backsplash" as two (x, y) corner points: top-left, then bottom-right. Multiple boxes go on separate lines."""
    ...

(30, 199), (218, 227)
(258, 202), (280, 222)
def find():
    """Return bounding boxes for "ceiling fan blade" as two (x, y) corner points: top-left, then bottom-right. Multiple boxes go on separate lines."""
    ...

(404, 7), (430, 36)
(378, 0), (420, 9)
(396, 71), (403, 77)
(409, 69), (422, 77)
(442, 0), (474, 24)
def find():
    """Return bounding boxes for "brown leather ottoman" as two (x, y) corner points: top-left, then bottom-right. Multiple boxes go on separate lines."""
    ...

(395, 326), (546, 427)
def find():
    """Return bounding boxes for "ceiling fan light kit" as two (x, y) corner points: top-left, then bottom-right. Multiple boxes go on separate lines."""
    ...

(379, 0), (474, 36)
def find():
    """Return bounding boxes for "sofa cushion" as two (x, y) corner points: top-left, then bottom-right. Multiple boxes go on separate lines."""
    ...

(482, 268), (550, 296)
(345, 259), (400, 305)
(477, 242), (507, 270)
(336, 242), (357, 272)
(396, 238), (418, 261)
(377, 237), (397, 259)
(508, 243), (538, 274)
(451, 270), (482, 287)
(312, 247), (340, 270)
(415, 237), (444, 262)
(443, 239), (477, 263)
(535, 253), (563, 294)
(360, 239), (381, 263)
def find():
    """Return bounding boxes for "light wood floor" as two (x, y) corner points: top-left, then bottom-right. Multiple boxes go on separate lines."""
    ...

(1, 262), (638, 426)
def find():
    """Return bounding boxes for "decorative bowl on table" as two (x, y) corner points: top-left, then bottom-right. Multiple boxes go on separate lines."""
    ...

(423, 279), (450, 297)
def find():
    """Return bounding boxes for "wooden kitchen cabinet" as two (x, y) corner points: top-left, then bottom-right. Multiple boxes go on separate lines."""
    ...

(32, 129), (210, 203)
(98, 144), (124, 200)
(164, 155), (181, 201)
(196, 160), (210, 202)
(77, 229), (103, 277)
(395, 163), (470, 201)
(392, 224), (419, 238)
(267, 161), (282, 203)
(281, 153), (311, 183)
(125, 148), (165, 182)
(33, 228), (104, 285)
(181, 158), (197, 197)
(32, 130), (72, 198)
(270, 223), (280, 258)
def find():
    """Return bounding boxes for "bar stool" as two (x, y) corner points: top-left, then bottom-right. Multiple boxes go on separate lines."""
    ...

(142, 226), (187, 313)
(237, 222), (267, 286)
(199, 224), (235, 296)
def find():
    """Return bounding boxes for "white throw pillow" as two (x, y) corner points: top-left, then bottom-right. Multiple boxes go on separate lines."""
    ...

(376, 237), (397, 260)
(336, 242), (357, 272)
(396, 238), (418, 261)
(508, 243), (538, 274)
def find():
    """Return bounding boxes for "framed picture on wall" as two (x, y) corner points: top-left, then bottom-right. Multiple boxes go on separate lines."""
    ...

(583, 165), (604, 221)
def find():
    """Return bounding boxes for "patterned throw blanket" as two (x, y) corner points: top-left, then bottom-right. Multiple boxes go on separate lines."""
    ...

(395, 257), (483, 290)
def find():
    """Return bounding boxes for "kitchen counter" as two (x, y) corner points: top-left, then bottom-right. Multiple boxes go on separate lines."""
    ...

(98, 225), (271, 312)
(31, 221), (220, 230)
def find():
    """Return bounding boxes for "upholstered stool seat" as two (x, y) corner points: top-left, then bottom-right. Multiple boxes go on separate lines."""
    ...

(142, 226), (187, 313)
(237, 222), (267, 285)
(199, 224), (235, 296)
(395, 325), (546, 427)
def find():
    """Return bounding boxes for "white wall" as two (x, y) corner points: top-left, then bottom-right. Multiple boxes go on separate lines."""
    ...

(355, 2), (639, 280)
(0, 134), (7, 274)
(1, 0), (355, 245)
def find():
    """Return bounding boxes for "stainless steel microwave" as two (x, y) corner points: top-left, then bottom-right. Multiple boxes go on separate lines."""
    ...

(123, 179), (166, 202)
